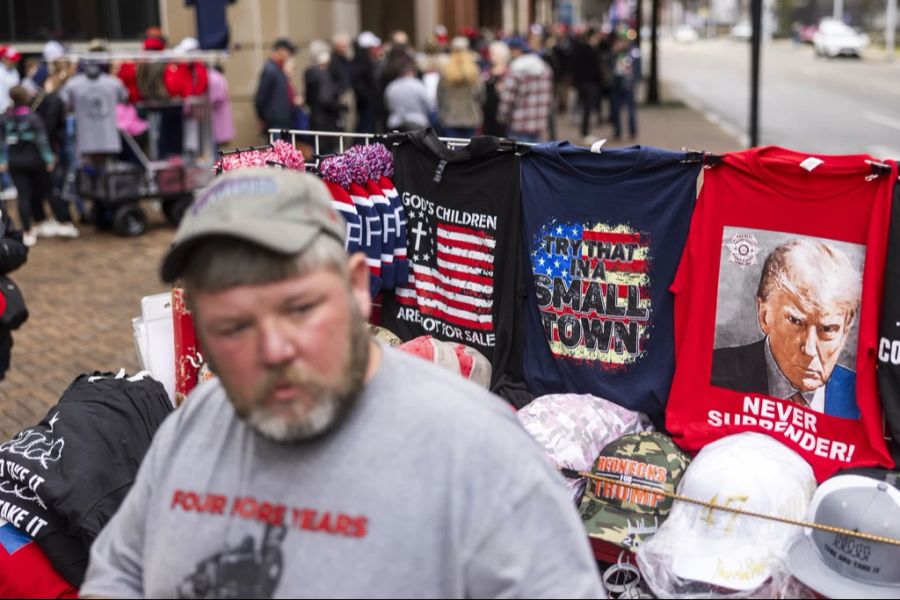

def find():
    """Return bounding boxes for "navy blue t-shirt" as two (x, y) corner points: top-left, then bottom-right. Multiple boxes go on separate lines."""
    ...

(520, 143), (700, 422)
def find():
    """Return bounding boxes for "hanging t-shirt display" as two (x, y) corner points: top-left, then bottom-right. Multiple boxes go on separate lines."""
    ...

(59, 73), (128, 155)
(666, 146), (895, 480)
(520, 143), (700, 422)
(878, 181), (900, 462)
(382, 129), (524, 401)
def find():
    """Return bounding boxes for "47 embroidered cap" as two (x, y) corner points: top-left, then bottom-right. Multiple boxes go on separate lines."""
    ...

(636, 433), (816, 594)
(787, 470), (900, 599)
(578, 431), (690, 550)
(161, 168), (346, 283)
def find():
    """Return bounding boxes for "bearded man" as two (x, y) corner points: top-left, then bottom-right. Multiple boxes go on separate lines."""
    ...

(80, 168), (603, 599)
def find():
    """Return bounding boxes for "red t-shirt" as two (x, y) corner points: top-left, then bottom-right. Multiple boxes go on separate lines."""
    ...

(0, 521), (77, 598)
(666, 146), (895, 480)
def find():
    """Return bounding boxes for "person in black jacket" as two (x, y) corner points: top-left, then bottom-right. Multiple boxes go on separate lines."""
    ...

(571, 28), (605, 142)
(351, 32), (381, 134)
(0, 86), (56, 247)
(33, 81), (79, 238)
(0, 205), (27, 381)
(304, 51), (343, 154)
(254, 38), (297, 139)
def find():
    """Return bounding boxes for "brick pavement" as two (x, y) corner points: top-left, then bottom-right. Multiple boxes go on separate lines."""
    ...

(0, 86), (740, 441)
(0, 208), (173, 440)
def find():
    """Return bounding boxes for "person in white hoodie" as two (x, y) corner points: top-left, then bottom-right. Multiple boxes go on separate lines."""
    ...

(0, 47), (21, 198)
(0, 47), (21, 115)
(497, 37), (553, 143)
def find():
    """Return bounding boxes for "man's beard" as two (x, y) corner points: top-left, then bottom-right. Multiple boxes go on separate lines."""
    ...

(218, 310), (371, 443)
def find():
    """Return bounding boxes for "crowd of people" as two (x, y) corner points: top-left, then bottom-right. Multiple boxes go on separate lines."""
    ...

(255, 23), (643, 151)
(0, 32), (236, 248)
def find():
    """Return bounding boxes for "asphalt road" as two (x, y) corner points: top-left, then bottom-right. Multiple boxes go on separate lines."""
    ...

(657, 37), (900, 158)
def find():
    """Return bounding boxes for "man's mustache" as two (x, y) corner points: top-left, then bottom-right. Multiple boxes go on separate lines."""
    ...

(255, 365), (328, 402)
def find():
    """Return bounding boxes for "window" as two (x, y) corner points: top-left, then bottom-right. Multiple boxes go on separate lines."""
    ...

(0, 0), (160, 42)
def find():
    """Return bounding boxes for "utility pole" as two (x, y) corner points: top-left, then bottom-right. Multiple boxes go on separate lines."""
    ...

(749, 0), (762, 147)
(888, 0), (897, 61)
(833, 0), (844, 20)
(647, 0), (661, 103)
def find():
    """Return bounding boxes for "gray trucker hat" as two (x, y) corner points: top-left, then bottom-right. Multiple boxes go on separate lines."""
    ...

(161, 168), (346, 283)
(787, 472), (900, 599)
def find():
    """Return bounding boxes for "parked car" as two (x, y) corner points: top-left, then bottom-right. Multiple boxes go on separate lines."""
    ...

(813, 18), (869, 57)
(730, 20), (752, 41)
(674, 24), (700, 43)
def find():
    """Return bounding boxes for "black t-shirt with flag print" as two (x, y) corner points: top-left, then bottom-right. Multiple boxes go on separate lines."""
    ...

(382, 129), (528, 405)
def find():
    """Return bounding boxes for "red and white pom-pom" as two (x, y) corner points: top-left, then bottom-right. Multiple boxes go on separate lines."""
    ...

(266, 140), (305, 170)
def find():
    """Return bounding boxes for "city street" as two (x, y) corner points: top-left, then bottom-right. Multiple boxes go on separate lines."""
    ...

(658, 37), (900, 157)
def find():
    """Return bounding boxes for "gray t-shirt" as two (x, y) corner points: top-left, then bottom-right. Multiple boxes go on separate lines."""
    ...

(60, 73), (127, 154)
(81, 347), (604, 599)
(385, 75), (431, 130)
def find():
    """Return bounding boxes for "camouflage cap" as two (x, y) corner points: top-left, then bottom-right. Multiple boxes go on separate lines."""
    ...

(579, 431), (690, 550)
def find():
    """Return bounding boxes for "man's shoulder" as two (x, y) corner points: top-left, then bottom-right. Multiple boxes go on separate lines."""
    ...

(376, 347), (521, 433)
(713, 339), (766, 361)
(711, 339), (768, 393)
(166, 378), (234, 436)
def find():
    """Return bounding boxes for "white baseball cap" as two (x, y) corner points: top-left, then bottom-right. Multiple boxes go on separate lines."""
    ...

(357, 31), (381, 49)
(637, 433), (816, 594)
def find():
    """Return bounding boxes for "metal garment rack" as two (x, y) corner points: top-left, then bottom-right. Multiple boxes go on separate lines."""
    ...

(267, 129), (538, 163)
(268, 129), (475, 159)
(68, 50), (229, 64)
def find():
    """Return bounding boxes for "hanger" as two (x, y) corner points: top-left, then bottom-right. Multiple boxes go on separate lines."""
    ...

(217, 144), (272, 157)
(681, 149), (723, 166)
(864, 159), (892, 180)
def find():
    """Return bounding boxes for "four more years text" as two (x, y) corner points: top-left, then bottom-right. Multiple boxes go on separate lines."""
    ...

(170, 490), (368, 538)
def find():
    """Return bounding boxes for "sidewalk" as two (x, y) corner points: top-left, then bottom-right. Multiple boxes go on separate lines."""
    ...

(0, 92), (741, 441)
(554, 84), (743, 154)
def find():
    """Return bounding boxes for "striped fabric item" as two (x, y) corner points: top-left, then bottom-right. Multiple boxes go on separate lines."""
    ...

(396, 222), (495, 331)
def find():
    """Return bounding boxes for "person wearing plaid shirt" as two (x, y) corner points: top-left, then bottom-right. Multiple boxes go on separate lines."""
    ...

(498, 37), (553, 143)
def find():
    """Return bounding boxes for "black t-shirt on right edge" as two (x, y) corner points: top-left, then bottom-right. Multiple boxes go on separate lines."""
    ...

(381, 129), (529, 406)
(879, 182), (900, 463)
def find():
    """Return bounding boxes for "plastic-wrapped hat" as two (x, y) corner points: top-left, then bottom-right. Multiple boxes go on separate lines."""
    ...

(637, 432), (816, 596)
(518, 394), (652, 504)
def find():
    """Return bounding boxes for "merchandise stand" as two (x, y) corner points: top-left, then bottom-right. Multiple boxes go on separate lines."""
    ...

(68, 51), (227, 235)
(139, 131), (900, 598)
(272, 128), (639, 569)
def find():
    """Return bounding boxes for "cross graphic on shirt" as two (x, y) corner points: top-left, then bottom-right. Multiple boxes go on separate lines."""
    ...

(411, 220), (428, 252)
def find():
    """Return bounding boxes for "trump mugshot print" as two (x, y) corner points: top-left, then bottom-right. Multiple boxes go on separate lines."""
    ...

(710, 227), (865, 420)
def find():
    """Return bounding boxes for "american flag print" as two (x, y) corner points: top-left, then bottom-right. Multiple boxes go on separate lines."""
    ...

(531, 221), (652, 367)
(395, 217), (495, 332)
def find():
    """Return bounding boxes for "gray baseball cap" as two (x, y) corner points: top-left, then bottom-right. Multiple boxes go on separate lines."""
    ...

(160, 168), (346, 283)
(787, 472), (900, 599)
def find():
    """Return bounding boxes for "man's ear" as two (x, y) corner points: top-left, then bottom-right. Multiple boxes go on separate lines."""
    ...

(757, 297), (769, 335)
(347, 252), (372, 319)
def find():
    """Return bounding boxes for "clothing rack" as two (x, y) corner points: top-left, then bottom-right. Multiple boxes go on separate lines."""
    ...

(67, 50), (229, 64)
(268, 129), (535, 163)
(272, 130), (739, 171)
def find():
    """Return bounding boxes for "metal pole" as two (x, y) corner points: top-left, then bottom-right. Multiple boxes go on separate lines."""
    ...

(749, 0), (762, 147)
(647, 0), (661, 104)
(888, 0), (897, 62)
(636, 0), (644, 46)
(833, 0), (844, 20)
